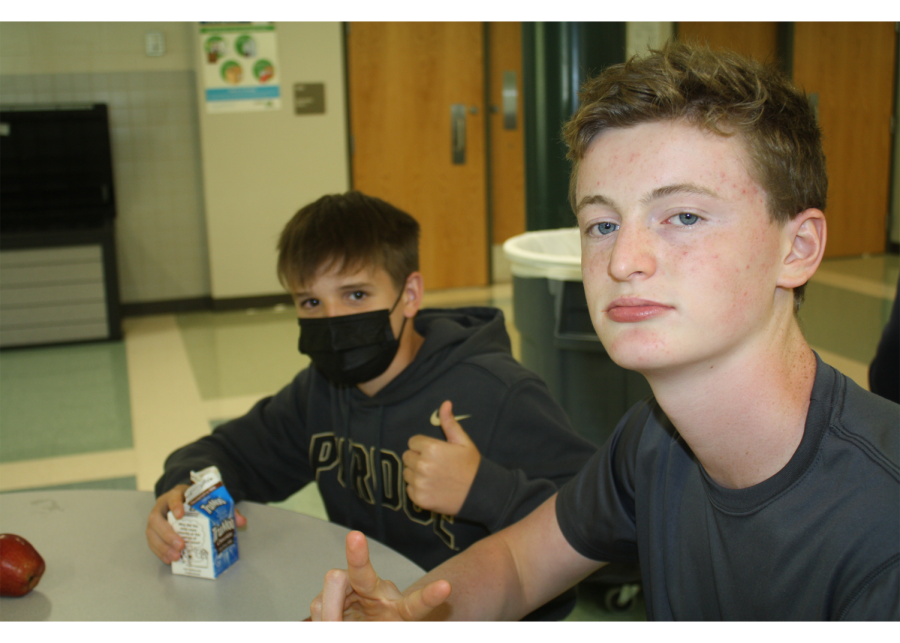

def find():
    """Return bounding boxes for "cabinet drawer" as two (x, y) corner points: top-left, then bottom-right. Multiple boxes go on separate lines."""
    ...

(1, 302), (108, 328)
(0, 261), (104, 287)
(0, 282), (106, 307)
(0, 322), (110, 347)
(0, 245), (102, 267)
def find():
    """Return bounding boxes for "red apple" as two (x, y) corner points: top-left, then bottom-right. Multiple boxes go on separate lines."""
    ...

(0, 534), (46, 597)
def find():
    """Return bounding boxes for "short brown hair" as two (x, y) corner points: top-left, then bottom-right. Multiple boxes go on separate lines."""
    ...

(563, 40), (827, 310)
(277, 191), (420, 291)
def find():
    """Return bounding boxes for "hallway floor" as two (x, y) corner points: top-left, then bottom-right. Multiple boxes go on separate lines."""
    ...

(1, 253), (897, 621)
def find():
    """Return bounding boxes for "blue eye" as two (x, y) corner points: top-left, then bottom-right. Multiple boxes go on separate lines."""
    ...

(676, 213), (699, 225)
(593, 222), (619, 236)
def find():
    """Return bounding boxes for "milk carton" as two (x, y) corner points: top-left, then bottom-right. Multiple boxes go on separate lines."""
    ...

(167, 466), (239, 579)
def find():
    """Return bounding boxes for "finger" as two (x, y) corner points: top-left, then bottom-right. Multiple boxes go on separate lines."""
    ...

(167, 488), (186, 520)
(146, 516), (184, 563)
(168, 501), (184, 520)
(235, 507), (247, 528)
(406, 434), (433, 453)
(151, 501), (185, 548)
(309, 591), (324, 621)
(145, 525), (172, 563)
(399, 580), (452, 621)
(402, 448), (421, 470)
(320, 569), (352, 621)
(404, 478), (421, 506)
(439, 400), (473, 446)
(345, 531), (380, 596)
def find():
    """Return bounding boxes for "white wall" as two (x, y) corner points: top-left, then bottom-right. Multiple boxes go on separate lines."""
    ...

(0, 22), (195, 74)
(1, 23), (208, 304)
(1, 22), (350, 305)
(194, 22), (350, 300)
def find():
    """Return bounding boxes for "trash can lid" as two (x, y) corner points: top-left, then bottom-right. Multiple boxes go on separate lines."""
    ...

(502, 227), (582, 281)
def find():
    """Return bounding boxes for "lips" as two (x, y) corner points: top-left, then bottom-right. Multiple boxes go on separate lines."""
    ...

(605, 298), (673, 323)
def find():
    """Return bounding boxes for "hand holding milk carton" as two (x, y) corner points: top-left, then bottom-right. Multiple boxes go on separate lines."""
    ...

(167, 466), (239, 579)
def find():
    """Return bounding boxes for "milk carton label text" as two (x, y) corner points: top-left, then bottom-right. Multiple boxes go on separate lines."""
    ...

(167, 466), (239, 579)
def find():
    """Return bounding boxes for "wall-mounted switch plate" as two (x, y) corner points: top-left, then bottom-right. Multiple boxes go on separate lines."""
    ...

(146, 32), (165, 57)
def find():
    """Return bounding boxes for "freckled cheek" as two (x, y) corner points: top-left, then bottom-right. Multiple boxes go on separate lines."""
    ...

(582, 250), (614, 306)
(711, 259), (774, 327)
(672, 249), (746, 322)
(582, 245), (609, 272)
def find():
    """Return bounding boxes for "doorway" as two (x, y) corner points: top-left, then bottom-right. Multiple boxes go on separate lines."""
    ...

(677, 21), (898, 257)
(346, 22), (526, 290)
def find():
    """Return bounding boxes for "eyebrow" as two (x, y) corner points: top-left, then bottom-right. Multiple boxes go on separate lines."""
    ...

(293, 282), (373, 298)
(642, 183), (721, 204)
(574, 193), (618, 214)
(575, 182), (721, 214)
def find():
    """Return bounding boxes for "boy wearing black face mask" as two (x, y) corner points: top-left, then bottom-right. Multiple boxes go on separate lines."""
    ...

(147, 191), (597, 620)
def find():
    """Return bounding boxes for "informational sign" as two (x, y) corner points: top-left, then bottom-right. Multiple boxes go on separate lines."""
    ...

(294, 83), (325, 115)
(200, 23), (281, 114)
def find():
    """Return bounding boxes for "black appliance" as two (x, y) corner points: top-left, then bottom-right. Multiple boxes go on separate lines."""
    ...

(0, 104), (116, 233)
(0, 103), (122, 347)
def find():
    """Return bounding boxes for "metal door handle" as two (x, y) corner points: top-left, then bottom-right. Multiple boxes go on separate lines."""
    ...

(451, 104), (466, 164)
(502, 70), (518, 130)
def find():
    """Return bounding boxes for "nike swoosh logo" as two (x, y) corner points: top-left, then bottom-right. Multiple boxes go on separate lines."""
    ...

(430, 409), (472, 426)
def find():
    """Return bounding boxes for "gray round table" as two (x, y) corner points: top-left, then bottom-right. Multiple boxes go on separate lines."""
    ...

(0, 489), (426, 621)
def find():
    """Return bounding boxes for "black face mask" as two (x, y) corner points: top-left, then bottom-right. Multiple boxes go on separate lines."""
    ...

(297, 290), (407, 387)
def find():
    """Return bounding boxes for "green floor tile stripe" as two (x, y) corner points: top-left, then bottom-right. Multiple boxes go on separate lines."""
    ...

(0, 341), (133, 463)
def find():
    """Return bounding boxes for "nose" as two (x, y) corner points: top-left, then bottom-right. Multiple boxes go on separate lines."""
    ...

(607, 222), (656, 282)
(321, 301), (343, 318)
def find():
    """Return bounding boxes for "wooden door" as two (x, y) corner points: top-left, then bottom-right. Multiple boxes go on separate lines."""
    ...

(677, 22), (779, 63)
(347, 23), (488, 290)
(792, 23), (897, 257)
(488, 23), (526, 250)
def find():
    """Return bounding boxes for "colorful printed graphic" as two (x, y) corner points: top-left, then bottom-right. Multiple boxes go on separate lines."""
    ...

(205, 36), (227, 63)
(201, 24), (280, 113)
(235, 35), (257, 57)
(253, 59), (275, 83)
(220, 60), (243, 85)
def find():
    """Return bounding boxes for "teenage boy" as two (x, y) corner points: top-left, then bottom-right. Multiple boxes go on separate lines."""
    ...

(310, 42), (900, 621)
(146, 191), (596, 620)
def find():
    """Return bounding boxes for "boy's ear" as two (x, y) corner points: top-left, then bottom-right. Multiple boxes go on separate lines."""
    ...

(777, 208), (827, 290)
(401, 272), (424, 318)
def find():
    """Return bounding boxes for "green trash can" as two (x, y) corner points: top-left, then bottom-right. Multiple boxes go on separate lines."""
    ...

(504, 227), (647, 609)
(503, 228), (652, 448)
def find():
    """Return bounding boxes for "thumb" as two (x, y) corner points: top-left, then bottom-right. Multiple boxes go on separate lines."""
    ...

(400, 579), (452, 620)
(346, 531), (380, 596)
(235, 507), (247, 528)
(439, 400), (473, 446)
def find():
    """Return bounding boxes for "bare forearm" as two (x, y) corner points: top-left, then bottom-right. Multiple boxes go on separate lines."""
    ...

(402, 494), (602, 621)
(402, 531), (528, 621)
(311, 495), (602, 621)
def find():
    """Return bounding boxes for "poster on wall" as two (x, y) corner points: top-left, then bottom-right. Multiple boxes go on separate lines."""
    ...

(200, 23), (281, 113)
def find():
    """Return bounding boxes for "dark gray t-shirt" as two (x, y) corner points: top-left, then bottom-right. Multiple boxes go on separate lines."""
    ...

(557, 356), (900, 620)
